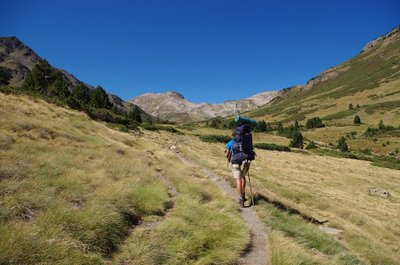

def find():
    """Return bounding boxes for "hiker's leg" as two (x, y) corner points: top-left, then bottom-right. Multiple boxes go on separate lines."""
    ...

(240, 162), (251, 200)
(232, 164), (242, 195)
(241, 176), (246, 198)
(236, 178), (243, 195)
(232, 164), (245, 206)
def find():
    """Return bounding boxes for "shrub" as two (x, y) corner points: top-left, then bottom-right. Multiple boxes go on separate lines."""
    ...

(378, 120), (396, 132)
(199, 135), (231, 143)
(364, 127), (379, 137)
(85, 107), (129, 125)
(360, 148), (372, 155)
(141, 123), (158, 131)
(306, 117), (325, 129)
(305, 141), (317, 150)
(161, 126), (179, 134)
(254, 143), (291, 152)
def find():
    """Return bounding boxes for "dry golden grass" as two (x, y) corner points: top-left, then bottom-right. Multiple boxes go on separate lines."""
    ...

(267, 230), (338, 265)
(303, 125), (400, 154)
(175, 128), (400, 264)
(256, 77), (400, 126)
(2, 91), (399, 264)
(248, 71), (400, 156)
(0, 93), (248, 264)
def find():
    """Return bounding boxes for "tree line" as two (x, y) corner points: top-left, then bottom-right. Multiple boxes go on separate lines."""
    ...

(4, 60), (143, 127)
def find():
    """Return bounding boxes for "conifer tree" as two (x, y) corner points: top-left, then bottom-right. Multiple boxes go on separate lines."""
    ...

(23, 60), (54, 92)
(0, 67), (11, 85)
(337, 136), (349, 152)
(254, 120), (267, 132)
(289, 131), (304, 148)
(129, 107), (142, 123)
(294, 120), (300, 130)
(354, 115), (361, 125)
(277, 123), (284, 134)
(90, 86), (112, 109)
(72, 84), (91, 103)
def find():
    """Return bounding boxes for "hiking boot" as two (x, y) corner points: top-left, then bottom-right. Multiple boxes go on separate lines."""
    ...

(239, 197), (245, 208)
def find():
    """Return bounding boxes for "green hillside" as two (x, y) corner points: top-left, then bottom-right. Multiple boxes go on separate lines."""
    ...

(247, 26), (400, 155)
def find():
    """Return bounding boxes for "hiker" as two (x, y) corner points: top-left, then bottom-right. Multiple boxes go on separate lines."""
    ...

(225, 121), (255, 207)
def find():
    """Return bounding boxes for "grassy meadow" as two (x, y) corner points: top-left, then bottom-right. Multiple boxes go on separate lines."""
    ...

(1, 91), (399, 265)
(0, 92), (248, 264)
(176, 126), (400, 265)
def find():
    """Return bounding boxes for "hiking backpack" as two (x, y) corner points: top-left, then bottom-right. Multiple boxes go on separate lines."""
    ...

(230, 124), (255, 164)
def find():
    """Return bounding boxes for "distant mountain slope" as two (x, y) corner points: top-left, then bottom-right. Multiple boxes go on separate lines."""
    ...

(0, 37), (85, 88)
(130, 90), (279, 122)
(249, 25), (400, 126)
(0, 36), (153, 120)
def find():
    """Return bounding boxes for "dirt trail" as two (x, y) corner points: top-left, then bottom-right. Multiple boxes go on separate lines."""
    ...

(175, 152), (269, 265)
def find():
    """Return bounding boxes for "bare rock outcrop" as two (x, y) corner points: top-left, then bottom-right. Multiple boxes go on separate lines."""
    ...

(130, 90), (279, 122)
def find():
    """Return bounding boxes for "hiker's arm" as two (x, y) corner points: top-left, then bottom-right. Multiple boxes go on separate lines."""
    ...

(224, 149), (231, 158)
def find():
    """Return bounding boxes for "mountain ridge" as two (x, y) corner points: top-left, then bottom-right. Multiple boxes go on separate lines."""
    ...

(0, 36), (156, 120)
(130, 90), (279, 122)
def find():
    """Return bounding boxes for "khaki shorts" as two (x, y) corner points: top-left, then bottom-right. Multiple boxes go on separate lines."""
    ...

(232, 161), (251, 179)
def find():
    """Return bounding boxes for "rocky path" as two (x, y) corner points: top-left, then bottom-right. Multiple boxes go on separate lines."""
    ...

(175, 152), (269, 265)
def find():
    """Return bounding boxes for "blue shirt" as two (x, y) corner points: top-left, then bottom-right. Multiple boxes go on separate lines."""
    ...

(226, 139), (234, 151)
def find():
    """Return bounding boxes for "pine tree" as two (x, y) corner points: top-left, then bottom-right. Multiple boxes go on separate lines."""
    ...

(337, 136), (349, 152)
(23, 60), (54, 92)
(277, 123), (284, 134)
(294, 120), (299, 130)
(378, 120), (385, 132)
(128, 107), (142, 123)
(47, 72), (70, 99)
(0, 67), (11, 85)
(90, 86), (112, 109)
(354, 115), (361, 125)
(289, 131), (304, 148)
(254, 120), (267, 132)
(72, 84), (91, 103)
(266, 122), (273, 132)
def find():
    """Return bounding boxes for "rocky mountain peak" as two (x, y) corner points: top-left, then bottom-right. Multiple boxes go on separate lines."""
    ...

(130, 90), (279, 122)
(166, 90), (185, 99)
(362, 25), (400, 53)
(0, 36), (42, 86)
(0, 36), (24, 50)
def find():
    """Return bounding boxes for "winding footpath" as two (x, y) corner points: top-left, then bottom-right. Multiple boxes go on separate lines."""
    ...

(175, 152), (269, 265)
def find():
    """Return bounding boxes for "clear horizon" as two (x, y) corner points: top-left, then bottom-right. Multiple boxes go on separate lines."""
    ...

(1, 0), (399, 104)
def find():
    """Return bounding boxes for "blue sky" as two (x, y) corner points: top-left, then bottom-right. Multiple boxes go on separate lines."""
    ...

(1, 0), (399, 103)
